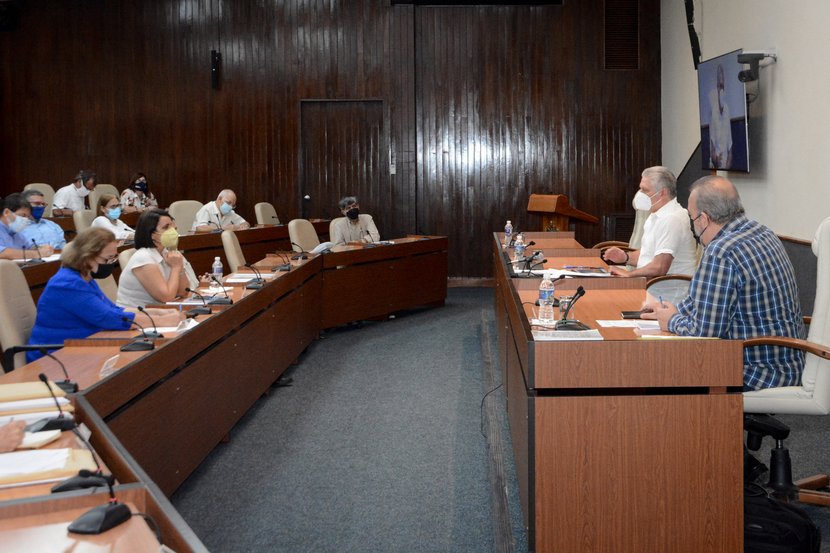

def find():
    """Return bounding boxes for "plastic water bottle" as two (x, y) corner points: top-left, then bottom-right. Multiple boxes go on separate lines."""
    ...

(514, 233), (526, 261)
(211, 256), (223, 288)
(503, 220), (513, 248)
(538, 272), (556, 323)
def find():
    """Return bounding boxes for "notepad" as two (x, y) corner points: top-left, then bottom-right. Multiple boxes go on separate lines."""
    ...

(0, 397), (71, 415)
(0, 448), (95, 487)
(532, 329), (604, 341)
(0, 382), (66, 403)
(17, 430), (62, 449)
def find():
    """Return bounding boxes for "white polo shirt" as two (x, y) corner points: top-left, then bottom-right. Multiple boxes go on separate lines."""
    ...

(638, 197), (698, 275)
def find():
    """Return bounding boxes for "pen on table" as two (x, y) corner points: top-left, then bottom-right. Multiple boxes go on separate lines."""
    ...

(659, 295), (666, 308)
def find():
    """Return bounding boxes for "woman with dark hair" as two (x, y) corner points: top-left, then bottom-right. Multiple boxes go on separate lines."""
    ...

(27, 227), (182, 362)
(91, 193), (135, 240)
(121, 172), (159, 213)
(116, 209), (198, 307)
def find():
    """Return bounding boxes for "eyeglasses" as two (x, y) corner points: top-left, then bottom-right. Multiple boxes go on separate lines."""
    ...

(97, 254), (118, 264)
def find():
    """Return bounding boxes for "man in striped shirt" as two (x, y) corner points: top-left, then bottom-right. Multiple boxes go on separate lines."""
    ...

(644, 175), (806, 390)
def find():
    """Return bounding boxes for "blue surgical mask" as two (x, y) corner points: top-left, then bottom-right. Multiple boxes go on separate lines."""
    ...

(31, 206), (45, 221)
(8, 213), (31, 234)
(219, 202), (233, 215)
(107, 207), (122, 220)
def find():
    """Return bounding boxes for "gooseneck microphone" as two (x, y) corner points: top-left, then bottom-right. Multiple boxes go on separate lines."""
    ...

(290, 242), (308, 260)
(136, 306), (164, 338)
(52, 427), (115, 493)
(119, 317), (155, 352)
(213, 213), (224, 232)
(185, 287), (212, 315)
(243, 263), (265, 290)
(31, 238), (45, 263)
(27, 373), (77, 432)
(67, 471), (132, 535)
(40, 349), (78, 393)
(209, 275), (233, 304)
(554, 286), (591, 331)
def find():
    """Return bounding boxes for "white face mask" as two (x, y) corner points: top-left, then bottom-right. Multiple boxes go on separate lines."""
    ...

(76, 183), (91, 197)
(632, 189), (660, 211)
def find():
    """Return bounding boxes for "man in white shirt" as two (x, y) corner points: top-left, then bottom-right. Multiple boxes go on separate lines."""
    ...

(52, 170), (96, 216)
(192, 189), (250, 233)
(604, 166), (698, 278)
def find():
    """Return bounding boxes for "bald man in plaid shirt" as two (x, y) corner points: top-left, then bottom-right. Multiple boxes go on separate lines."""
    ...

(643, 175), (806, 390)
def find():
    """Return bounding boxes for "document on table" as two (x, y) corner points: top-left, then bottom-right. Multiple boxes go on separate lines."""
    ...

(224, 272), (278, 283)
(0, 397), (71, 415)
(0, 381), (66, 403)
(532, 329), (604, 341)
(18, 429), (62, 449)
(0, 411), (73, 427)
(597, 320), (661, 330)
(0, 448), (96, 487)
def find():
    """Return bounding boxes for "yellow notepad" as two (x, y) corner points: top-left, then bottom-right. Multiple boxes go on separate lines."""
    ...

(0, 381), (66, 403)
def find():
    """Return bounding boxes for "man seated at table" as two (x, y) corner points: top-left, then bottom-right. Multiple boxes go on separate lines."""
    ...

(192, 189), (250, 233)
(51, 170), (96, 216)
(330, 195), (380, 245)
(642, 175), (806, 391)
(20, 189), (67, 250)
(603, 166), (697, 278)
(0, 193), (54, 260)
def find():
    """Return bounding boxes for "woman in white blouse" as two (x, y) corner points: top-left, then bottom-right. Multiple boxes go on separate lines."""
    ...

(117, 208), (199, 308)
(91, 194), (135, 241)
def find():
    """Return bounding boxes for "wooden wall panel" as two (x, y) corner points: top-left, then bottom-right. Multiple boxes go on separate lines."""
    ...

(0, 0), (659, 278)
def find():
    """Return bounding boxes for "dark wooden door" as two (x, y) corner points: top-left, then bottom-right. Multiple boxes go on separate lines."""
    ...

(300, 100), (387, 237)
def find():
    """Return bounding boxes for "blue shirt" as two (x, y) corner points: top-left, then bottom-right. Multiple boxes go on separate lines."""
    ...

(668, 215), (806, 390)
(0, 220), (31, 254)
(27, 267), (135, 362)
(21, 218), (67, 249)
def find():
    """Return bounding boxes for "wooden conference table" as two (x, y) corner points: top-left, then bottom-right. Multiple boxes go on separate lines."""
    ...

(493, 232), (744, 553)
(3, 234), (448, 551)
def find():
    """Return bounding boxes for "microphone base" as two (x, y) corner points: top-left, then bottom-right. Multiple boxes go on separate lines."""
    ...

(554, 319), (591, 331)
(120, 339), (155, 352)
(245, 281), (264, 290)
(68, 502), (132, 535)
(27, 416), (76, 432)
(273, 264), (291, 272)
(137, 331), (164, 339)
(188, 306), (212, 316)
(56, 380), (79, 394)
(208, 297), (233, 305)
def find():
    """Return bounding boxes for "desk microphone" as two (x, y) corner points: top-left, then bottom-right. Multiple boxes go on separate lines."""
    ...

(554, 286), (591, 331)
(52, 427), (115, 493)
(365, 229), (375, 244)
(290, 242), (308, 260)
(205, 220), (222, 233)
(243, 263), (265, 290)
(26, 373), (77, 432)
(24, 239), (45, 265)
(270, 251), (291, 272)
(185, 287), (212, 315)
(40, 349), (78, 393)
(209, 275), (233, 304)
(509, 229), (521, 247)
(119, 317), (155, 352)
(213, 213), (225, 232)
(136, 306), (164, 338)
(67, 472), (132, 535)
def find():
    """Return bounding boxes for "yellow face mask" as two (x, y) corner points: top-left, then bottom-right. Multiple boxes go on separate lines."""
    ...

(160, 227), (180, 250)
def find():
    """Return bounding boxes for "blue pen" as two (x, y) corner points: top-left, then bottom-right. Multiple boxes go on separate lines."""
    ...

(659, 295), (666, 308)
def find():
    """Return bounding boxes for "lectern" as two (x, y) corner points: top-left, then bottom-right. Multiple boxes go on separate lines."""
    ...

(527, 194), (598, 232)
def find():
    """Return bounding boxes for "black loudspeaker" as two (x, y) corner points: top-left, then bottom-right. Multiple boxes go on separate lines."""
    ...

(0, 1), (21, 32)
(211, 50), (221, 90)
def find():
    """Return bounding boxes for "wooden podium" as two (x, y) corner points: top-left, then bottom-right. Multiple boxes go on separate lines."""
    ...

(527, 194), (599, 231)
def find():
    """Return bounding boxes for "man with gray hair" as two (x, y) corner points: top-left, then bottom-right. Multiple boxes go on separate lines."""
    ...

(330, 196), (380, 245)
(193, 189), (250, 232)
(20, 188), (67, 249)
(604, 166), (697, 278)
(643, 176), (805, 391)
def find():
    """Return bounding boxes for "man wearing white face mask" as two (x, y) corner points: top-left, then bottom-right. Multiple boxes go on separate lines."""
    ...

(604, 166), (697, 278)
(0, 193), (54, 260)
(52, 170), (96, 216)
(192, 189), (250, 233)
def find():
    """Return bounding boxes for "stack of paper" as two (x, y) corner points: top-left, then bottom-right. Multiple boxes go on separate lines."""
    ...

(0, 448), (95, 487)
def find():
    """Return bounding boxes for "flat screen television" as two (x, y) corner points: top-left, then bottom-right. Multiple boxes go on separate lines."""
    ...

(697, 49), (750, 172)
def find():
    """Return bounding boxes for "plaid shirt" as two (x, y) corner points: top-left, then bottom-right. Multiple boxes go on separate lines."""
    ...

(668, 215), (806, 390)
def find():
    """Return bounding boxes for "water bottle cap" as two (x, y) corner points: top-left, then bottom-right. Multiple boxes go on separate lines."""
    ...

(214, 256), (220, 261)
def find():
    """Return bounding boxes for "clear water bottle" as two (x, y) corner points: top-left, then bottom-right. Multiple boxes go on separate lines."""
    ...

(538, 272), (556, 323)
(503, 220), (513, 248)
(513, 233), (526, 261)
(211, 256), (223, 288)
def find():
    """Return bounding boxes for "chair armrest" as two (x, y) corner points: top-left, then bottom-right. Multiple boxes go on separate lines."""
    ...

(743, 336), (830, 360)
(3, 344), (65, 373)
(646, 274), (693, 287)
